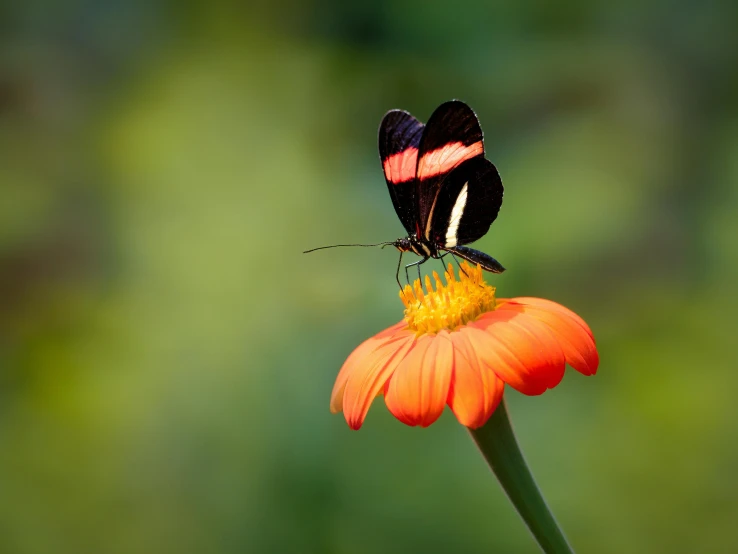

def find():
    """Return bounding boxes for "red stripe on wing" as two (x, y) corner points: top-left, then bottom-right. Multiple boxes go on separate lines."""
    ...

(383, 147), (419, 184)
(416, 141), (483, 180)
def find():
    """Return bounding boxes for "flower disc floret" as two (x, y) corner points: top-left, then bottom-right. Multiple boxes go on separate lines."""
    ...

(401, 264), (497, 335)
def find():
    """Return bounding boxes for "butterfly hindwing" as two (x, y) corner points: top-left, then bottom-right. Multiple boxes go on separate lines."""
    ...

(415, 101), (485, 240)
(379, 110), (425, 235)
(428, 156), (503, 248)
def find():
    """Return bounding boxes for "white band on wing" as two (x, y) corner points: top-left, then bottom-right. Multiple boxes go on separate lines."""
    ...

(445, 182), (469, 248)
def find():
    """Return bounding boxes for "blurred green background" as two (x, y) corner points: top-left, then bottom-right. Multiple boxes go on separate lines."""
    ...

(2, 1), (737, 552)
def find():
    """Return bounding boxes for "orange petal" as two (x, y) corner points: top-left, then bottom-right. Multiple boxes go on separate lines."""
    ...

(500, 298), (599, 376)
(330, 321), (406, 414)
(465, 310), (565, 395)
(341, 329), (415, 430)
(486, 307), (566, 389)
(384, 332), (453, 427)
(446, 331), (505, 428)
(506, 297), (595, 337)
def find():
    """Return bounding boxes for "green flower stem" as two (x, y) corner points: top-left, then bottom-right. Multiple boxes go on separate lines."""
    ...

(468, 397), (575, 554)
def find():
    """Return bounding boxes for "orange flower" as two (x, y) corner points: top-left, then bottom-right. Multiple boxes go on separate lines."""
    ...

(330, 263), (598, 430)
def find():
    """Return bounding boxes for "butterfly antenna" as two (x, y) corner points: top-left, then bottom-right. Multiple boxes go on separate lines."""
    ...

(303, 241), (395, 254)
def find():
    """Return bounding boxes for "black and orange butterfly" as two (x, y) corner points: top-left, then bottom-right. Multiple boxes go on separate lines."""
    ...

(306, 100), (505, 285)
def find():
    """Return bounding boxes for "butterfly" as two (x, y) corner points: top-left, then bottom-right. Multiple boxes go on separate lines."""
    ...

(305, 100), (505, 286)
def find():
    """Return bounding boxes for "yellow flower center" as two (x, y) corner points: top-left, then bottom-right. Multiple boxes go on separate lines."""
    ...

(400, 262), (497, 335)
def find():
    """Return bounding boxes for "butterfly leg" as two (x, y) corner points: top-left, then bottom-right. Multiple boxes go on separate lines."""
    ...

(436, 249), (471, 278)
(437, 252), (451, 274)
(449, 252), (469, 277)
(417, 258), (425, 283)
(404, 257), (429, 286)
(395, 251), (404, 289)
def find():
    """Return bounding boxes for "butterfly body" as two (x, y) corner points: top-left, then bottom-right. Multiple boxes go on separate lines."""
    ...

(393, 234), (436, 258)
(380, 100), (505, 282)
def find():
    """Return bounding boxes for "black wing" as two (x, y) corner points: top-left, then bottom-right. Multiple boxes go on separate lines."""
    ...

(427, 156), (503, 248)
(415, 101), (485, 241)
(378, 110), (424, 236)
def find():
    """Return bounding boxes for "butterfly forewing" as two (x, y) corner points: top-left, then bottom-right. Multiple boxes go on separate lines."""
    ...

(378, 110), (425, 236)
(415, 101), (485, 240)
(428, 157), (503, 248)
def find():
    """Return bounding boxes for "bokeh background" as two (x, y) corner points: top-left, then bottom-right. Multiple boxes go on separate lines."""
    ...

(2, 1), (737, 553)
